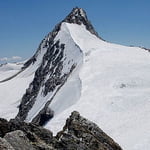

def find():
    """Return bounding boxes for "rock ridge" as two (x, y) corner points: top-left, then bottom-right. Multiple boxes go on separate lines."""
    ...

(0, 111), (123, 150)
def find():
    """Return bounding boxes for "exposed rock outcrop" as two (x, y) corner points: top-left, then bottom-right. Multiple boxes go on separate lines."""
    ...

(0, 111), (123, 150)
(63, 7), (100, 38)
(55, 111), (122, 150)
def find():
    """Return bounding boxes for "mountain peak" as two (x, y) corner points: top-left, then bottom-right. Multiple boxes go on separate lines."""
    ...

(65, 7), (87, 21)
(63, 7), (88, 25)
(63, 7), (100, 38)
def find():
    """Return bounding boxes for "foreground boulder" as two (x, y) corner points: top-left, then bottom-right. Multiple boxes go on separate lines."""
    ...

(4, 130), (35, 150)
(0, 118), (54, 149)
(0, 111), (122, 150)
(9, 119), (53, 145)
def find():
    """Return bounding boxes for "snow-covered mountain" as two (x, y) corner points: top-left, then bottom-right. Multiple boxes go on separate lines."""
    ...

(0, 7), (150, 150)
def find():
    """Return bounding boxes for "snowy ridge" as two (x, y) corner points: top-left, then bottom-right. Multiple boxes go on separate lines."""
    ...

(46, 23), (150, 150)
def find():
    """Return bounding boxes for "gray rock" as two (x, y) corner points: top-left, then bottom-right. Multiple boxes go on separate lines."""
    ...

(0, 111), (123, 150)
(9, 119), (53, 145)
(55, 111), (122, 150)
(0, 137), (14, 150)
(63, 7), (100, 38)
(4, 130), (35, 150)
(0, 118), (54, 149)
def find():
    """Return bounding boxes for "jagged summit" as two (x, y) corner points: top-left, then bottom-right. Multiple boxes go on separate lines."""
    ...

(64, 7), (87, 22)
(63, 7), (99, 37)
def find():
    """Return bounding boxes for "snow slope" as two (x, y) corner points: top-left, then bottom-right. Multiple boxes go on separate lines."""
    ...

(0, 39), (48, 119)
(46, 23), (150, 150)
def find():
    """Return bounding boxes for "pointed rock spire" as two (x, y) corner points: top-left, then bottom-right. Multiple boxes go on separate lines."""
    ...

(63, 7), (88, 24)
(63, 7), (100, 37)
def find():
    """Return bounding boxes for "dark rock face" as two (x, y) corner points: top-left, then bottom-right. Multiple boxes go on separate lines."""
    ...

(22, 24), (61, 70)
(32, 107), (54, 126)
(17, 39), (67, 122)
(0, 118), (54, 149)
(0, 112), (122, 150)
(63, 7), (100, 38)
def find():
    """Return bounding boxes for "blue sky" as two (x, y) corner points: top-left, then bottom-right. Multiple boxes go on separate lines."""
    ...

(0, 0), (150, 62)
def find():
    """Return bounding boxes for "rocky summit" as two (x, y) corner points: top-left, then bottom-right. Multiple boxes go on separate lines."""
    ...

(0, 111), (122, 150)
